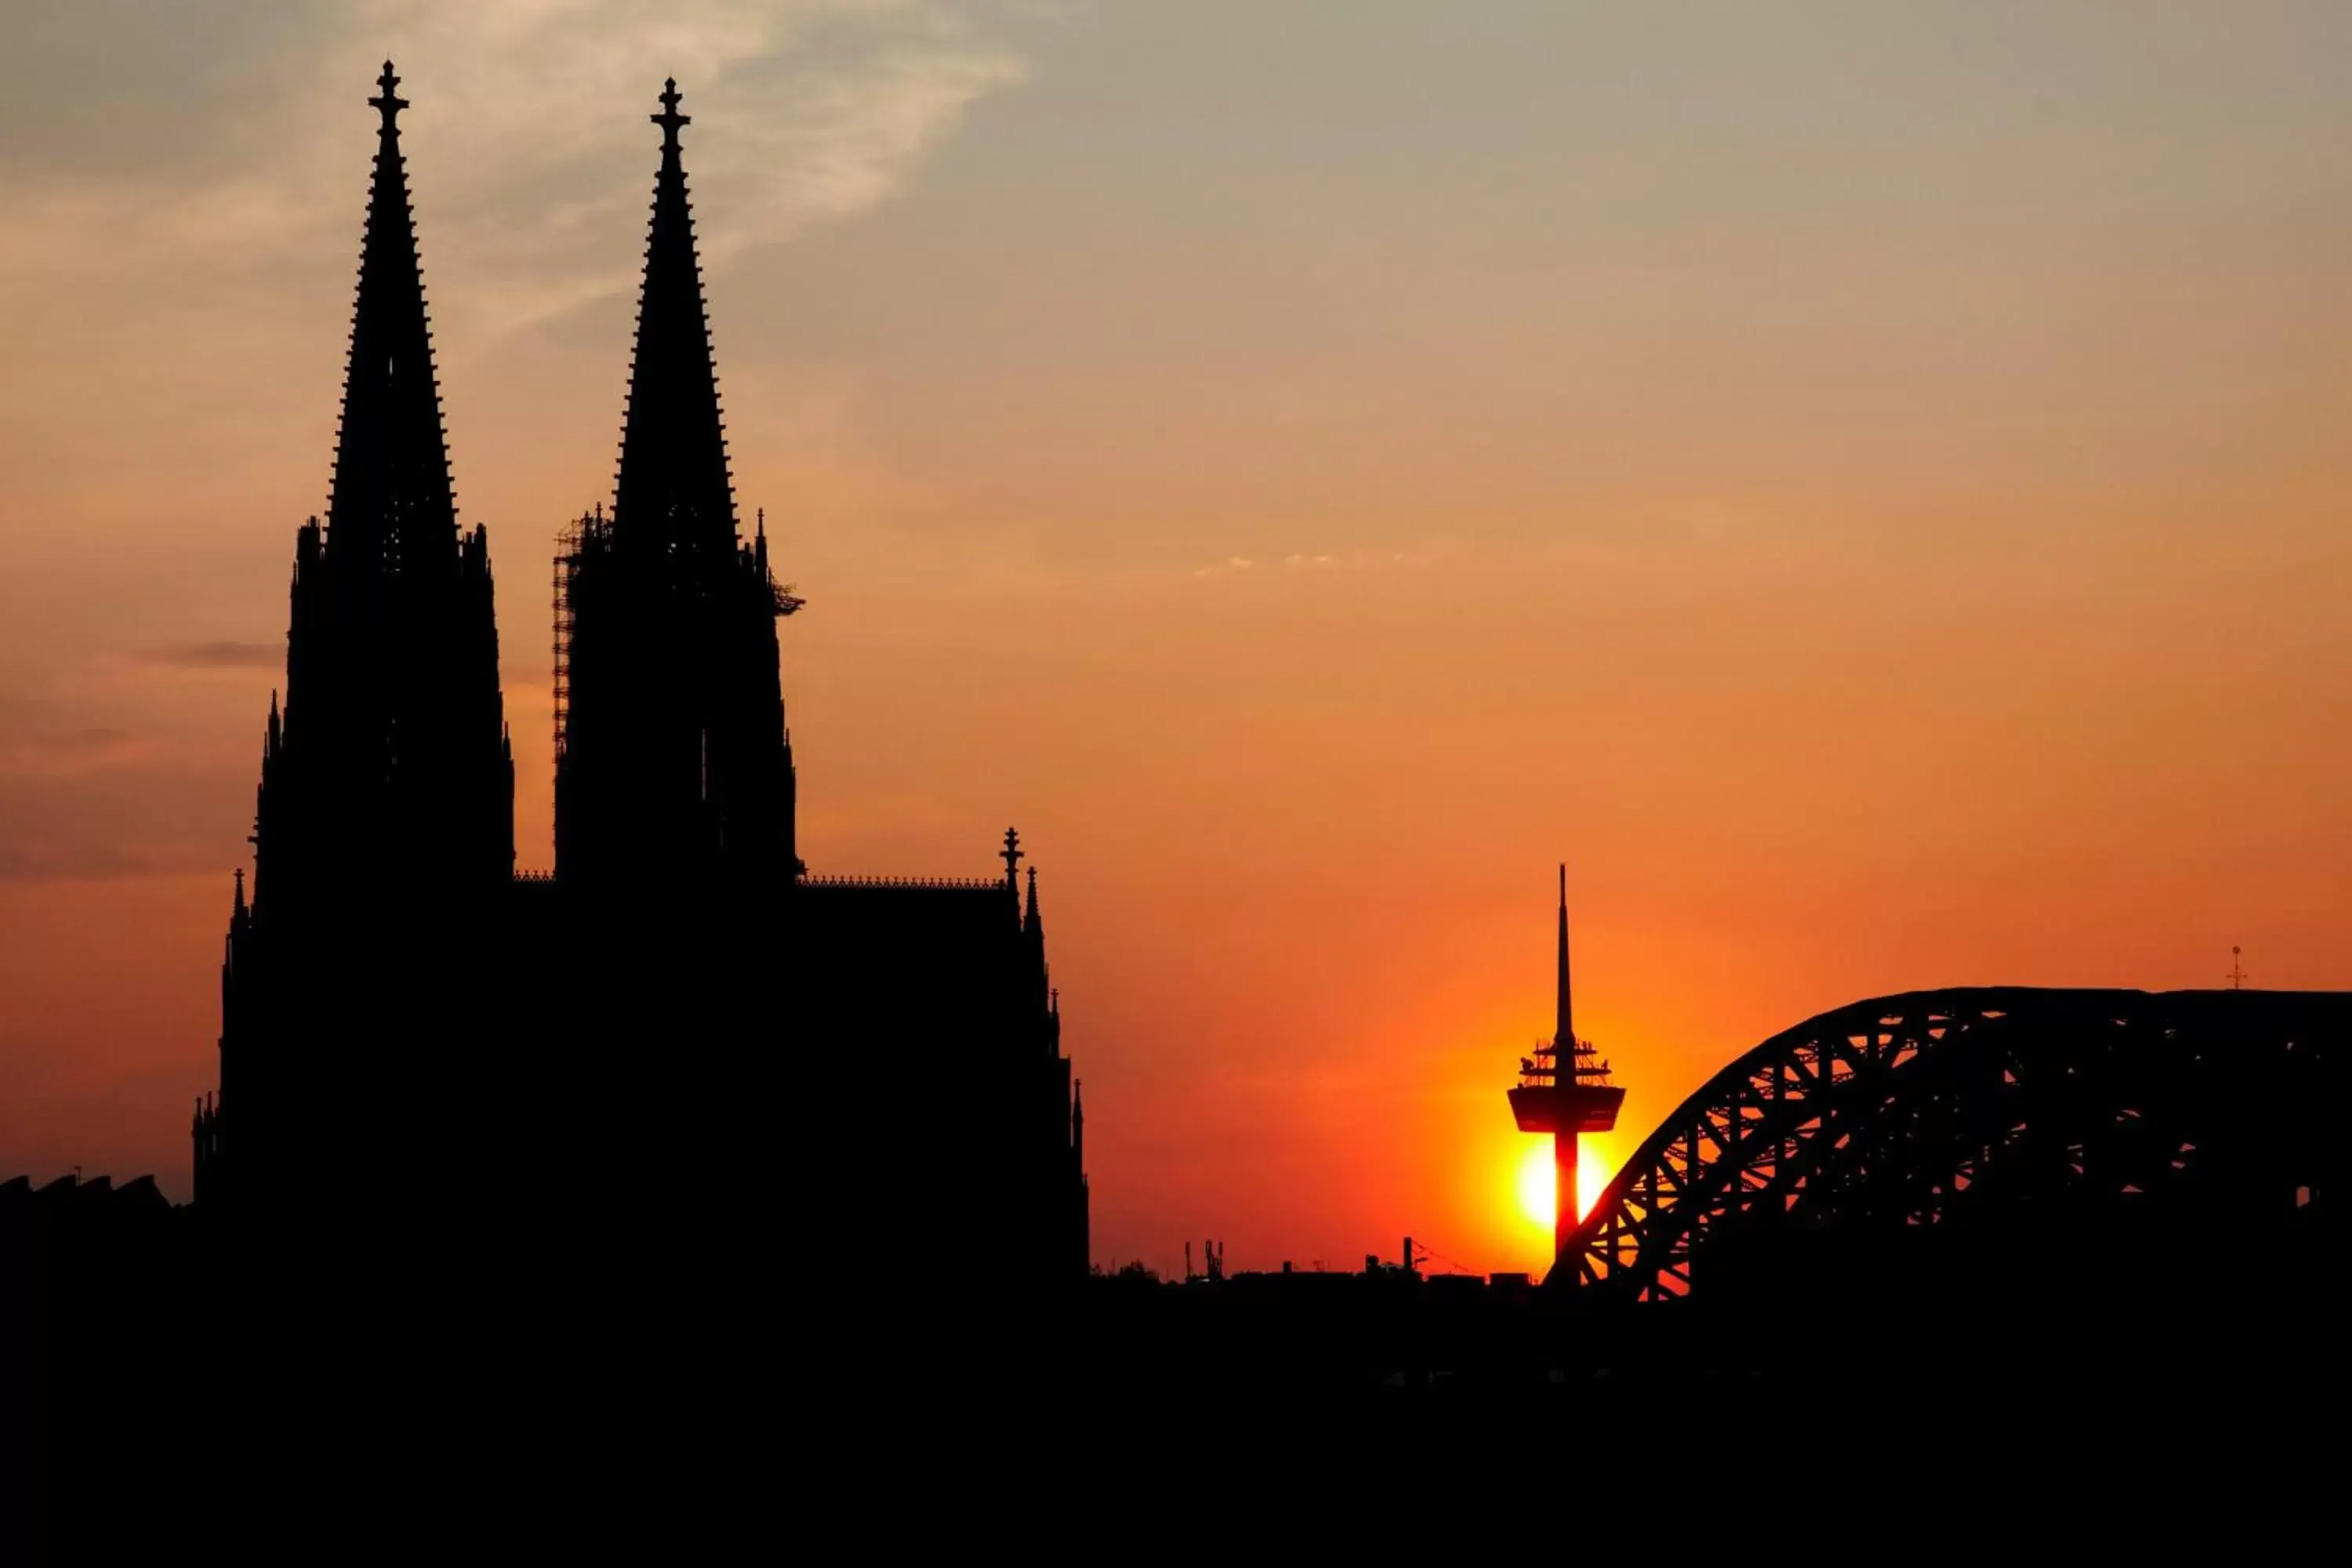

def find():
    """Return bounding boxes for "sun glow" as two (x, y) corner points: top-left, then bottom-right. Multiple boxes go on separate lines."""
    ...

(1514, 1139), (1611, 1230)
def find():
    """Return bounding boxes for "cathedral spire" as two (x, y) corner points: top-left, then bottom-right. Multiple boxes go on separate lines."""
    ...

(327, 60), (458, 576)
(612, 78), (735, 558)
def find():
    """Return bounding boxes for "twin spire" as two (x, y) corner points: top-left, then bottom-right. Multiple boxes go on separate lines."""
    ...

(341, 65), (731, 572)
(612, 75), (739, 561)
(328, 59), (457, 578)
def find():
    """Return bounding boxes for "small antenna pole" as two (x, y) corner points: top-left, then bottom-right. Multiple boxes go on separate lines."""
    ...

(2227, 946), (2247, 990)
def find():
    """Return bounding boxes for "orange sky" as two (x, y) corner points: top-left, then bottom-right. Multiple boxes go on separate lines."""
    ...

(2, 3), (2347, 1277)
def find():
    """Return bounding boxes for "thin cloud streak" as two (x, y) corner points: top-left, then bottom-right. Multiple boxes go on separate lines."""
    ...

(0, 2), (1034, 336)
(138, 642), (281, 673)
(0, 726), (147, 779)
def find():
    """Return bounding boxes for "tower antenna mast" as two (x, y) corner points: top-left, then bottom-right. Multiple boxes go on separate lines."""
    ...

(1507, 863), (1624, 1282)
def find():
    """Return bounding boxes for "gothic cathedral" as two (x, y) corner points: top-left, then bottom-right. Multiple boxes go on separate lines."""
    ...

(196, 67), (1087, 1310)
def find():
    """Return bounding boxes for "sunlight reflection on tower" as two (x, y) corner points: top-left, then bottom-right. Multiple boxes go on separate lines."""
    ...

(1516, 1138), (1612, 1231)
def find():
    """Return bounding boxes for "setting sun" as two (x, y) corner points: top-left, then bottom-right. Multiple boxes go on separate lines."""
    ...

(1514, 1139), (1613, 1231)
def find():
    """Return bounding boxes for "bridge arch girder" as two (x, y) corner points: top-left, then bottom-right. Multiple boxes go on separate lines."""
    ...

(1567, 986), (2335, 1301)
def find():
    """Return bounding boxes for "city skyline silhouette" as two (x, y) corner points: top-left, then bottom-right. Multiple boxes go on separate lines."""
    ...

(2, 4), (2347, 1288)
(0, 16), (2340, 1549)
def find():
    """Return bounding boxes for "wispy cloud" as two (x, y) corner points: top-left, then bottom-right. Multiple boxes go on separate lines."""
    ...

(362, 1), (1033, 330)
(0, 2), (1035, 333)
(0, 724), (148, 780)
(0, 696), (245, 878)
(138, 641), (281, 673)
(1191, 547), (1417, 579)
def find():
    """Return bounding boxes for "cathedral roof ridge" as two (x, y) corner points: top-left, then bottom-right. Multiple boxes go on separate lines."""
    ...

(800, 873), (1006, 892)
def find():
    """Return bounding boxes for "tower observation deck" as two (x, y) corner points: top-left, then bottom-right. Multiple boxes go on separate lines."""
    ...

(1508, 866), (1624, 1272)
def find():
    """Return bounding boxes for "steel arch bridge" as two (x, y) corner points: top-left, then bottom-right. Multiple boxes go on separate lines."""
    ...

(1565, 987), (2338, 1301)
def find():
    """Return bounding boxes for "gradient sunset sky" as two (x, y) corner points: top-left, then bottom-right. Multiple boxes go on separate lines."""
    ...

(1, 2), (2346, 1276)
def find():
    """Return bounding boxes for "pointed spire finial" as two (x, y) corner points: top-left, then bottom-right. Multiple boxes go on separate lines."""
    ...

(333, 54), (458, 572)
(369, 60), (408, 134)
(1001, 826), (1024, 885)
(653, 78), (690, 152)
(612, 75), (735, 556)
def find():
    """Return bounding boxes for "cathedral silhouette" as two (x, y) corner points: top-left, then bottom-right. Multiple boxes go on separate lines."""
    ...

(193, 65), (1086, 1313)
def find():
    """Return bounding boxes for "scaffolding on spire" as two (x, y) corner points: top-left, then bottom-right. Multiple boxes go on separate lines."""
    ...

(551, 81), (797, 887)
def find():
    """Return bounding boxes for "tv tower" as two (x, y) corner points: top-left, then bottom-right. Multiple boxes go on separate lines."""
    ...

(1508, 866), (1624, 1279)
